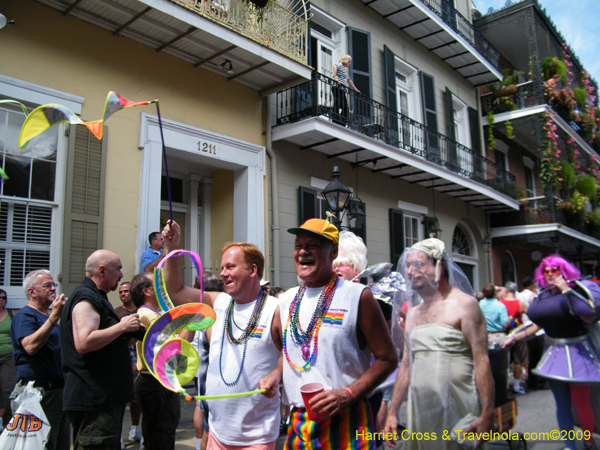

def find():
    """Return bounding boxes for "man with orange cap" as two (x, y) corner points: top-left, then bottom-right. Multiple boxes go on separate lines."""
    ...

(259, 218), (397, 449)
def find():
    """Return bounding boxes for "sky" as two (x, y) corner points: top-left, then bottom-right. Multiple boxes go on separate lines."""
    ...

(472, 0), (600, 85)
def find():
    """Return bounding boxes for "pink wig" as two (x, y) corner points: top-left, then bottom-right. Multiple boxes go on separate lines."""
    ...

(534, 254), (581, 288)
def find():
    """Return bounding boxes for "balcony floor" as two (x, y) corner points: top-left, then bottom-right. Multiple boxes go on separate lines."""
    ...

(37, 0), (312, 94)
(273, 116), (520, 210)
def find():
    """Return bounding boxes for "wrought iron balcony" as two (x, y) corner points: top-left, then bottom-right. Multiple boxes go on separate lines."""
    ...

(421, 0), (501, 72)
(275, 72), (516, 199)
(481, 81), (537, 116)
(171, 0), (309, 64)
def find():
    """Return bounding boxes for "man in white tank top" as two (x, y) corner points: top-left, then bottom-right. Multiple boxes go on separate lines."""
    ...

(258, 218), (398, 450)
(162, 221), (282, 450)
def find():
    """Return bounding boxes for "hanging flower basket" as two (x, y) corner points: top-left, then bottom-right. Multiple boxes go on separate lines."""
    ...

(493, 85), (518, 98)
(246, 0), (270, 7)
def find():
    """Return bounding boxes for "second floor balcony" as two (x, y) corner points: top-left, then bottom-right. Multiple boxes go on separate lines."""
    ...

(37, 0), (312, 93)
(273, 72), (519, 209)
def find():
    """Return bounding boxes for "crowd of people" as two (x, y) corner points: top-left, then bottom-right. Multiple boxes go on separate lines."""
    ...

(0, 219), (598, 450)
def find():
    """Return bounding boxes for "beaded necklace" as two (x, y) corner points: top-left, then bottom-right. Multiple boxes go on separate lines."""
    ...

(219, 289), (267, 386)
(283, 273), (338, 372)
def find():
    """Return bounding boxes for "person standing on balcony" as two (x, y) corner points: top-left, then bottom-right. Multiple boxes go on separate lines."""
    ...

(332, 55), (361, 126)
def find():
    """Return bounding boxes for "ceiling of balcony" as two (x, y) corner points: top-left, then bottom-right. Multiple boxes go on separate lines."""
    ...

(273, 118), (520, 210)
(36, 0), (312, 95)
(361, 0), (501, 86)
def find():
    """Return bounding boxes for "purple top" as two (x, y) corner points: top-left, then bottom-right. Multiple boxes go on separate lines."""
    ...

(528, 280), (600, 338)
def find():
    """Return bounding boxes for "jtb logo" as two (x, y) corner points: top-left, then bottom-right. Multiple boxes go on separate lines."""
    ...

(5, 414), (44, 432)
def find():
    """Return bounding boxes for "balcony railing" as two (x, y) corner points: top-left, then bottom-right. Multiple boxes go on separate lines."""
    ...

(481, 81), (537, 116)
(275, 72), (516, 199)
(490, 195), (600, 237)
(170, 0), (309, 64)
(421, 0), (501, 72)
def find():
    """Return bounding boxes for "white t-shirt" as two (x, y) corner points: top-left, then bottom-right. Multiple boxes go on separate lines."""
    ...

(206, 292), (280, 445)
(279, 278), (371, 408)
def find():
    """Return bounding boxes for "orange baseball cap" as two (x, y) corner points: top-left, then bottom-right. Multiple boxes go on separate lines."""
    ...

(288, 219), (339, 244)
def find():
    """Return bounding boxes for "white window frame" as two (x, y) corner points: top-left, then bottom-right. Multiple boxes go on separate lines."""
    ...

(452, 95), (470, 148)
(395, 58), (421, 124)
(396, 199), (427, 249)
(310, 6), (345, 71)
(494, 140), (510, 172)
(0, 75), (82, 306)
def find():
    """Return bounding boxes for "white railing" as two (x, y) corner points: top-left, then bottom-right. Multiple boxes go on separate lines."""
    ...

(171, 0), (309, 64)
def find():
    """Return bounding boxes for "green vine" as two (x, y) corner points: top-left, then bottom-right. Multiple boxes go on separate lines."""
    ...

(487, 111), (495, 150)
(505, 120), (515, 139)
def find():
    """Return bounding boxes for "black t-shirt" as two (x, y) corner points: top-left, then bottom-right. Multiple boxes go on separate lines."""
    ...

(61, 278), (134, 411)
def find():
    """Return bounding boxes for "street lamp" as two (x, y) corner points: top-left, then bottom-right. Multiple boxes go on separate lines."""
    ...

(429, 218), (442, 240)
(322, 166), (352, 228)
(348, 197), (366, 235)
(482, 233), (493, 254)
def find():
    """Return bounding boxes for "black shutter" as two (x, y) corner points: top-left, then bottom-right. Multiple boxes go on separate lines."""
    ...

(389, 209), (405, 268)
(384, 45), (399, 147)
(348, 27), (372, 98)
(469, 107), (482, 154)
(420, 71), (439, 162)
(299, 186), (317, 225)
(445, 87), (458, 172)
(468, 106), (484, 181)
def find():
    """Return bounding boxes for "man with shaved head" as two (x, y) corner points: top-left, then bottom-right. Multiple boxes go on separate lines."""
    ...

(61, 250), (143, 450)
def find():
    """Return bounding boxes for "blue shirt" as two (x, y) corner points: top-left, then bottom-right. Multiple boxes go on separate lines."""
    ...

(11, 305), (63, 383)
(479, 298), (509, 332)
(140, 247), (161, 270)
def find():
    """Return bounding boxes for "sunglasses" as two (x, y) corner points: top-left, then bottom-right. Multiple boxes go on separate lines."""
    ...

(31, 283), (58, 290)
(542, 267), (561, 276)
(0, 296), (6, 300)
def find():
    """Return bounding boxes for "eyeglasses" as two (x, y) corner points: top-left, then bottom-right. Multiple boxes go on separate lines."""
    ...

(31, 283), (58, 290)
(0, 295), (6, 300)
(542, 267), (561, 276)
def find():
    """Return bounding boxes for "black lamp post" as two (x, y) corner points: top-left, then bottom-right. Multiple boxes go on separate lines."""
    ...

(482, 233), (493, 281)
(429, 218), (442, 239)
(322, 166), (352, 229)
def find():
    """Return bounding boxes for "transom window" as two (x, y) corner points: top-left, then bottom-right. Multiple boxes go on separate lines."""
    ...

(452, 224), (472, 256)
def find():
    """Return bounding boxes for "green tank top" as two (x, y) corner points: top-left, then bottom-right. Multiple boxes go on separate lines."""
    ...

(0, 312), (13, 355)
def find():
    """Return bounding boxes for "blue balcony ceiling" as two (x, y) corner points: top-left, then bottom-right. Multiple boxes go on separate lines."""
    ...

(35, 0), (312, 94)
(362, 0), (502, 86)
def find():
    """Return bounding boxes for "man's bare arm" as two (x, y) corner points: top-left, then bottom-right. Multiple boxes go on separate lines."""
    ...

(310, 288), (398, 420)
(461, 296), (495, 444)
(72, 300), (141, 354)
(162, 220), (217, 307)
(21, 294), (66, 355)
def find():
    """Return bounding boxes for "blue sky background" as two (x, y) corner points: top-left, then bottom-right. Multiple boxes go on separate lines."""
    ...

(472, 0), (600, 86)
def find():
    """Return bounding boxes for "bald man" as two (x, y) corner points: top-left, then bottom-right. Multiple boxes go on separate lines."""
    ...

(61, 250), (143, 450)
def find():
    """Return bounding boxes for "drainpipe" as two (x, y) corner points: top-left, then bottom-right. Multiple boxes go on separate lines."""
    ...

(266, 96), (280, 286)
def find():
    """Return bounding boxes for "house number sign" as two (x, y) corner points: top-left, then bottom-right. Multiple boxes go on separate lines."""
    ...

(198, 141), (217, 154)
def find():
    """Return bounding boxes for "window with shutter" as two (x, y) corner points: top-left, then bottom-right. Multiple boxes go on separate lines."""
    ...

(384, 45), (399, 147)
(61, 124), (106, 295)
(445, 87), (458, 172)
(349, 27), (372, 130)
(389, 209), (405, 268)
(299, 186), (318, 225)
(468, 107), (484, 180)
(0, 106), (58, 291)
(420, 72), (439, 162)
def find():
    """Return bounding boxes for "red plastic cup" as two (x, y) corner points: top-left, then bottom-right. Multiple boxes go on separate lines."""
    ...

(300, 382), (324, 421)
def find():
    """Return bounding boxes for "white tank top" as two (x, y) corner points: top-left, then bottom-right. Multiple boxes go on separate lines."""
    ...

(279, 278), (371, 407)
(206, 291), (280, 445)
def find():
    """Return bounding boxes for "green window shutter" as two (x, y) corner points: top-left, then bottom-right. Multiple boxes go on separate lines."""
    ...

(389, 208), (405, 268)
(348, 27), (372, 98)
(384, 45), (399, 147)
(445, 87), (458, 171)
(61, 124), (107, 295)
(299, 186), (317, 225)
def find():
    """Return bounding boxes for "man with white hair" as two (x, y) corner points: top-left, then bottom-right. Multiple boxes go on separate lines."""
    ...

(61, 250), (143, 449)
(11, 270), (69, 450)
(384, 238), (494, 449)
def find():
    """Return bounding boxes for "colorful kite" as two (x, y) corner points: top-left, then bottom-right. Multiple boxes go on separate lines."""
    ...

(18, 92), (157, 150)
(143, 249), (266, 400)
